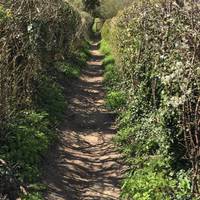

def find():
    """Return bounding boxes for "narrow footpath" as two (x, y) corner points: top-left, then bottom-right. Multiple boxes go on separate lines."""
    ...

(42, 42), (123, 200)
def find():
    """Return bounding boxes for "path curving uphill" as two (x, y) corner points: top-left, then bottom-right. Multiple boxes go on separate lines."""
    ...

(42, 42), (123, 200)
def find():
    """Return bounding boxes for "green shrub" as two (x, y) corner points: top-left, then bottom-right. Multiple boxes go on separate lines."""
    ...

(4, 111), (52, 182)
(100, 39), (111, 55)
(121, 157), (192, 200)
(104, 64), (119, 87)
(0, 0), (92, 198)
(77, 47), (90, 65)
(101, 20), (111, 41)
(92, 18), (103, 33)
(102, 54), (115, 66)
(36, 75), (66, 122)
(22, 192), (43, 200)
(56, 61), (81, 78)
(78, 51), (89, 65)
(102, 0), (200, 197)
(72, 40), (91, 66)
(106, 91), (126, 110)
(101, 40), (119, 88)
(0, 5), (10, 22)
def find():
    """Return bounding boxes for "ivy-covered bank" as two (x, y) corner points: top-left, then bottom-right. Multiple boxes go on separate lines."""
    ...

(0, 1), (91, 199)
(101, 1), (200, 199)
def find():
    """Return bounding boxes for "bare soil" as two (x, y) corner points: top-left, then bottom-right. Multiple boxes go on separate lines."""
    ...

(42, 42), (123, 200)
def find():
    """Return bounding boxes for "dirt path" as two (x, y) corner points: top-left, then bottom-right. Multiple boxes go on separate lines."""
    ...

(42, 42), (123, 200)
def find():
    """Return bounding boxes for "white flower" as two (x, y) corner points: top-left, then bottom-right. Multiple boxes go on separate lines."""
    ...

(27, 24), (33, 32)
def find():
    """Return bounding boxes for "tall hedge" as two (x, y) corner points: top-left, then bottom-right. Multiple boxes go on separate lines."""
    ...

(0, 1), (92, 198)
(102, 0), (200, 198)
(0, 0), (81, 132)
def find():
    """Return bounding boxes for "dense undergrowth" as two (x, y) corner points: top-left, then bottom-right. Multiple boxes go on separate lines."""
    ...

(101, 1), (200, 199)
(0, 1), (91, 199)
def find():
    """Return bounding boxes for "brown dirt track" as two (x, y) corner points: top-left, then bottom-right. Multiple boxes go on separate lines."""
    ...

(42, 42), (123, 200)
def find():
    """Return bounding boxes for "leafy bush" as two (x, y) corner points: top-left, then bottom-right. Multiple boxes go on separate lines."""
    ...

(102, 0), (200, 198)
(116, 107), (193, 199)
(36, 75), (66, 122)
(69, 40), (91, 68)
(0, 0), (81, 125)
(106, 91), (126, 110)
(3, 111), (52, 182)
(56, 62), (81, 78)
(100, 21), (112, 54)
(100, 39), (111, 55)
(0, 5), (9, 22)
(103, 64), (119, 87)
(121, 157), (192, 200)
(72, 44), (91, 67)
(0, 0), (93, 198)
(92, 18), (103, 33)
(101, 42), (123, 110)
(22, 192), (43, 200)
(102, 55), (115, 66)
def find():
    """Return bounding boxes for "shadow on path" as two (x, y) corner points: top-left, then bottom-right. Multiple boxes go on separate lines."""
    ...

(42, 42), (124, 200)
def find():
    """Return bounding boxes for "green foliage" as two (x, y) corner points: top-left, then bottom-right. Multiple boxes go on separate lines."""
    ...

(56, 62), (81, 78)
(104, 64), (119, 87)
(101, 40), (123, 110)
(0, 0), (92, 198)
(92, 18), (103, 33)
(22, 184), (46, 200)
(0, 0), (82, 125)
(121, 157), (192, 200)
(102, 0), (200, 198)
(22, 192), (43, 200)
(100, 39), (111, 55)
(102, 55), (115, 66)
(73, 41), (91, 66)
(101, 21), (112, 53)
(36, 75), (66, 122)
(116, 108), (192, 199)
(106, 91), (126, 110)
(0, 5), (9, 22)
(3, 111), (52, 182)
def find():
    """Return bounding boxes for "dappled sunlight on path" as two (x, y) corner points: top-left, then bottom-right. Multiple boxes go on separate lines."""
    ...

(42, 42), (124, 200)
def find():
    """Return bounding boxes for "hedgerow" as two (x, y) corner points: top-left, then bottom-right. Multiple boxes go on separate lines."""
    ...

(97, 0), (132, 19)
(0, 1), (92, 199)
(101, 0), (200, 199)
(0, 0), (81, 127)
